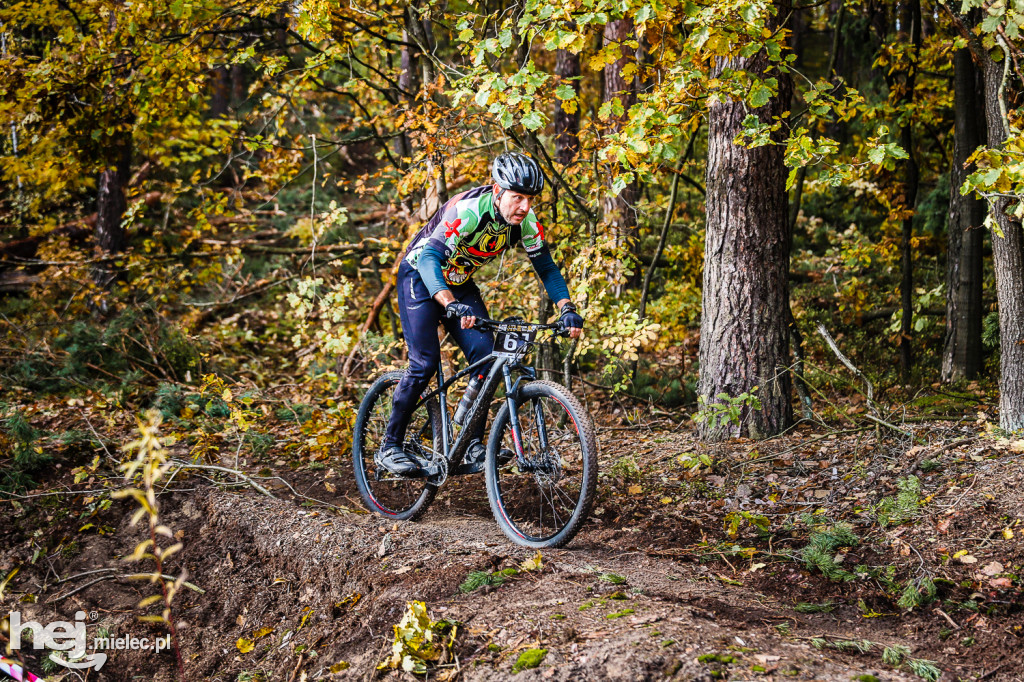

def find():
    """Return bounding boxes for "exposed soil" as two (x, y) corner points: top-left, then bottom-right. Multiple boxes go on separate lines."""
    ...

(2, 415), (1023, 681)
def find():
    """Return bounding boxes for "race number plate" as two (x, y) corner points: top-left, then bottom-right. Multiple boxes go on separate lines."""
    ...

(492, 325), (537, 358)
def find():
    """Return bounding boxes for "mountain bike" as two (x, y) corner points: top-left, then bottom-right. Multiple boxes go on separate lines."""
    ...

(352, 316), (598, 549)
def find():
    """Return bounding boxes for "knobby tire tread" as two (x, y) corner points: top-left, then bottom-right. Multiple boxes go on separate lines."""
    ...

(485, 379), (598, 549)
(352, 370), (437, 521)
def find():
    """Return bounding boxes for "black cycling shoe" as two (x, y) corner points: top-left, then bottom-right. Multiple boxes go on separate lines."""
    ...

(377, 444), (429, 477)
(460, 439), (486, 475)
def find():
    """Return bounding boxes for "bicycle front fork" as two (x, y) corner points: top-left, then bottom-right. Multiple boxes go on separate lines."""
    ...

(501, 363), (549, 470)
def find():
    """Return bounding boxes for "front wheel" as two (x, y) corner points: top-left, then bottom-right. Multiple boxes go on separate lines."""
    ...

(352, 371), (439, 521)
(485, 380), (598, 548)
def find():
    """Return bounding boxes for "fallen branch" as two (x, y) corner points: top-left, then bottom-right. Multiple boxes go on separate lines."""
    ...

(167, 460), (276, 498)
(51, 573), (204, 602)
(816, 324), (875, 407)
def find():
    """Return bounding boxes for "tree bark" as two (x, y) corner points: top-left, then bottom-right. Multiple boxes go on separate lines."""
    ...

(981, 55), (1024, 432)
(896, 0), (921, 379)
(942, 46), (986, 382)
(554, 48), (580, 167)
(601, 18), (638, 291)
(699, 6), (793, 441)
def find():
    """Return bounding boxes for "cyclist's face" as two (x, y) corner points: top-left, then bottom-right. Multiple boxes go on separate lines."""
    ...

(494, 185), (534, 224)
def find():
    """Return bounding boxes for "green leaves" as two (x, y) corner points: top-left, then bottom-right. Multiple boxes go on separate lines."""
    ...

(521, 110), (544, 131)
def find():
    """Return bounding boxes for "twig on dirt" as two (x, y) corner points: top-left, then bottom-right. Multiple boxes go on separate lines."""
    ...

(248, 473), (358, 514)
(51, 573), (205, 602)
(862, 413), (915, 439)
(167, 460), (276, 498)
(79, 410), (115, 461)
(287, 653), (305, 682)
(908, 436), (981, 473)
(55, 568), (117, 584)
(941, 474), (979, 512)
(934, 607), (960, 630)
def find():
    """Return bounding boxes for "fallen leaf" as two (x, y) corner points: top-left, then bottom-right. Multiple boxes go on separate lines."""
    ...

(755, 654), (781, 663)
(628, 484), (643, 495)
(324, 480), (336, 493)
(959, 555), (978, 564)
(254, 627), (273, 640)
(1009, 440), (1024, 453)
(937, 518), (951, 534)
(1004, 527), (1015, 540)
(989, 577), (1013, 589)
(981, 562), (1003, 576)
(393, 566), (413, 575)
(237, 637), (254, 653)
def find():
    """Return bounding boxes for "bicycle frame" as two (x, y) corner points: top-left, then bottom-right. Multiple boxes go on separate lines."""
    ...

(413, 338), (550, 478)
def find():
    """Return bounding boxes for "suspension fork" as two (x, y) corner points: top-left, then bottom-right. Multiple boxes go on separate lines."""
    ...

(502, 363), (536, 468)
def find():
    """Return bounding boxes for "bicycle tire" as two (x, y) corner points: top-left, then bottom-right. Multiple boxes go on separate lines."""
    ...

(352, 370), (439, 521)
(484, 380), (598, 548)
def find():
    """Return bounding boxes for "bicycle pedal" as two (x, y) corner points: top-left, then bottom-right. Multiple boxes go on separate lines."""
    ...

(452, 461), (485, 476)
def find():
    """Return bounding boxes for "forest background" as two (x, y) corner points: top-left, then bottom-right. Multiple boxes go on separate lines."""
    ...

(1, 0), (1024, 678)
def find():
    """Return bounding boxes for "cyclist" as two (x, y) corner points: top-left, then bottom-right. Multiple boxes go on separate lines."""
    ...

(378, 151), (584, 476)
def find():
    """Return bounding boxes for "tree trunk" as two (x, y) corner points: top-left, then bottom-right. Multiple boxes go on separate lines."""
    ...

(601, 18), (638, 291)
(699, 4), (793, 441)
(981, 56), (1024, 432)
(897, 0), (921, 379)
(942, 46), (986, 382)
(391, 27), (417, 169)
(554, 48), (580, 167)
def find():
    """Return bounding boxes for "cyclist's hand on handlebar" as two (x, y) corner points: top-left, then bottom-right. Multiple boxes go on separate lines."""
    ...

(559, 303), (583, 339)
(445, 302), (477, 330)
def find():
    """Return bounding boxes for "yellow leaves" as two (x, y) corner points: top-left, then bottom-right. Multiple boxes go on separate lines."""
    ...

(0, 567), (19, 600)
(379, 601), (457, 674)
(628, 484), (643, 495)
(237, 637), (255, 653)
(1004, 527), (1015, 540)
(519, 551), (543, 572)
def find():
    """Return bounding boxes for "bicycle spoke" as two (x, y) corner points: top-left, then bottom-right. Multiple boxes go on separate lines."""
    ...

(492, 389), (589, 543)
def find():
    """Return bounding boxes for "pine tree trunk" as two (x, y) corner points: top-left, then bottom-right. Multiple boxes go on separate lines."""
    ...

(699, 6), (793, 440)
(897, 0), (921, 379)
(93, 131), (131, 288)
(981, 56), (1024, 432)
(554, 48), (580, 167)
(942, 46), (986, 382)
(601, 18), (638, 291)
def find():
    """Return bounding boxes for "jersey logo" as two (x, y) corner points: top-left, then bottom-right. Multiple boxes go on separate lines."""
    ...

(444, 219), (462, 239)
(535, 220), (545, 241)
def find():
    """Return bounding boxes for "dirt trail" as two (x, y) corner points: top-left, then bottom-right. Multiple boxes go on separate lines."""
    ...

(5, 417), (1024, 680)
(4, 486), (918, 681)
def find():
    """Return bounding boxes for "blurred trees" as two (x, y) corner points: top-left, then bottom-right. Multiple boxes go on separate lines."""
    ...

(1, 0), (1023, 434)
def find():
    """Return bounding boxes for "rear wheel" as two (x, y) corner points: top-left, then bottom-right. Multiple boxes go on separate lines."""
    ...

(485, 380), (598, 548)
(352, 371), (439, 520)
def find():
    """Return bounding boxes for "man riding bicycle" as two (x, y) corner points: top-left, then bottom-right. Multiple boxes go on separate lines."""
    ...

(378, 151), (584, 477)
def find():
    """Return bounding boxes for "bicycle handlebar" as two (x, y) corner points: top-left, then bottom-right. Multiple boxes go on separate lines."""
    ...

(468, 315), (568, 335)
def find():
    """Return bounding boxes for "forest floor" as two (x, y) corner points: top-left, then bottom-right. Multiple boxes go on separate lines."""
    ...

(2, 397), (1024, 682)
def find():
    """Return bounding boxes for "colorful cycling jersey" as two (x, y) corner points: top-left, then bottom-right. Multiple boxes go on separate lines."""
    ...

(405, 185), (546, 286)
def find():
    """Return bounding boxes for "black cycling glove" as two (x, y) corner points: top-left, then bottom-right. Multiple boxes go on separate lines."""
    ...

(445, 302), (476, 319)
(559, 302), (584, 330)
